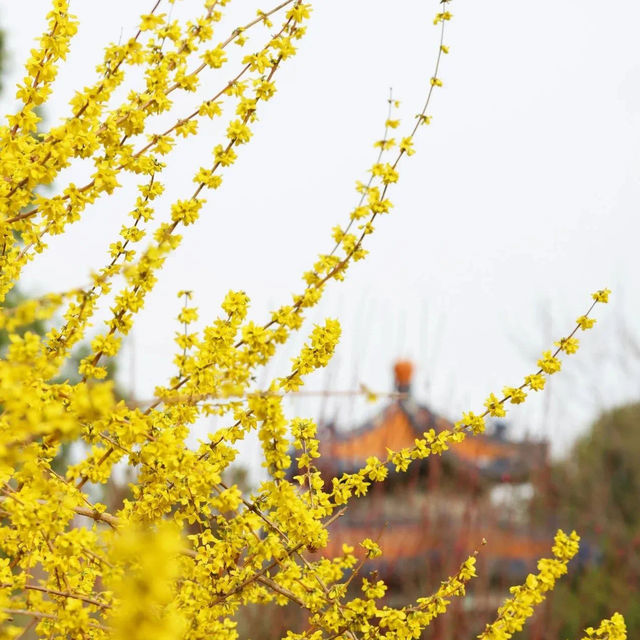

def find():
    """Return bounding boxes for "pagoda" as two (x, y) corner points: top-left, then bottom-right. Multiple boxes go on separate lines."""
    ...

(313, 360), (553, 612)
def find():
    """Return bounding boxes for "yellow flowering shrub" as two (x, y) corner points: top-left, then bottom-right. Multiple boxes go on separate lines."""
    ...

(0, 1), (626, 639)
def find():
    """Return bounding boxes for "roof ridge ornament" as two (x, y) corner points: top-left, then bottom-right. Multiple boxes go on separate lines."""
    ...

(393, 359), (413, 394)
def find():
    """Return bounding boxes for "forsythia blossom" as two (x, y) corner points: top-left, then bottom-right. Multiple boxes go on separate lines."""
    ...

(0, 2), (621, 640)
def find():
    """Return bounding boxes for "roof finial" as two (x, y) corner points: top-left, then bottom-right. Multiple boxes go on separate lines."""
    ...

(393, 360), (413, 394)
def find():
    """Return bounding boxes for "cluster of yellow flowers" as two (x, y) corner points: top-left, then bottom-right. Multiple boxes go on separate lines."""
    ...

(478, 530), (580, 640)
(0, 1), (625, 639)
(580, 613), (627, 640)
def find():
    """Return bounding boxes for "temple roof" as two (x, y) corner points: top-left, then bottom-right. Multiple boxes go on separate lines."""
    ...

(317, 365), (547, 482)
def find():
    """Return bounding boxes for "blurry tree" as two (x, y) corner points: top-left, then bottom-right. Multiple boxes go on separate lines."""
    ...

(545, 402), (640, 638)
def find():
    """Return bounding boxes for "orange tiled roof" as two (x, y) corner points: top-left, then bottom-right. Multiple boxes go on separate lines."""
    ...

(319, 398), (546, 479)
(328, 405), (415, 461)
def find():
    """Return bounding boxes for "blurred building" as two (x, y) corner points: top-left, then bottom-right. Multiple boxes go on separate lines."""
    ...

(313, 360), (552, 617)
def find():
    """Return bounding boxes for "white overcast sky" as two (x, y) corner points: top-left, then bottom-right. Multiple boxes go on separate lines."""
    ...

(1, 0), (639, 463)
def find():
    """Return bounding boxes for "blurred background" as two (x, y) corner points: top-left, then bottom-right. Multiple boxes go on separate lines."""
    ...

(1, 1), (639, 638)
